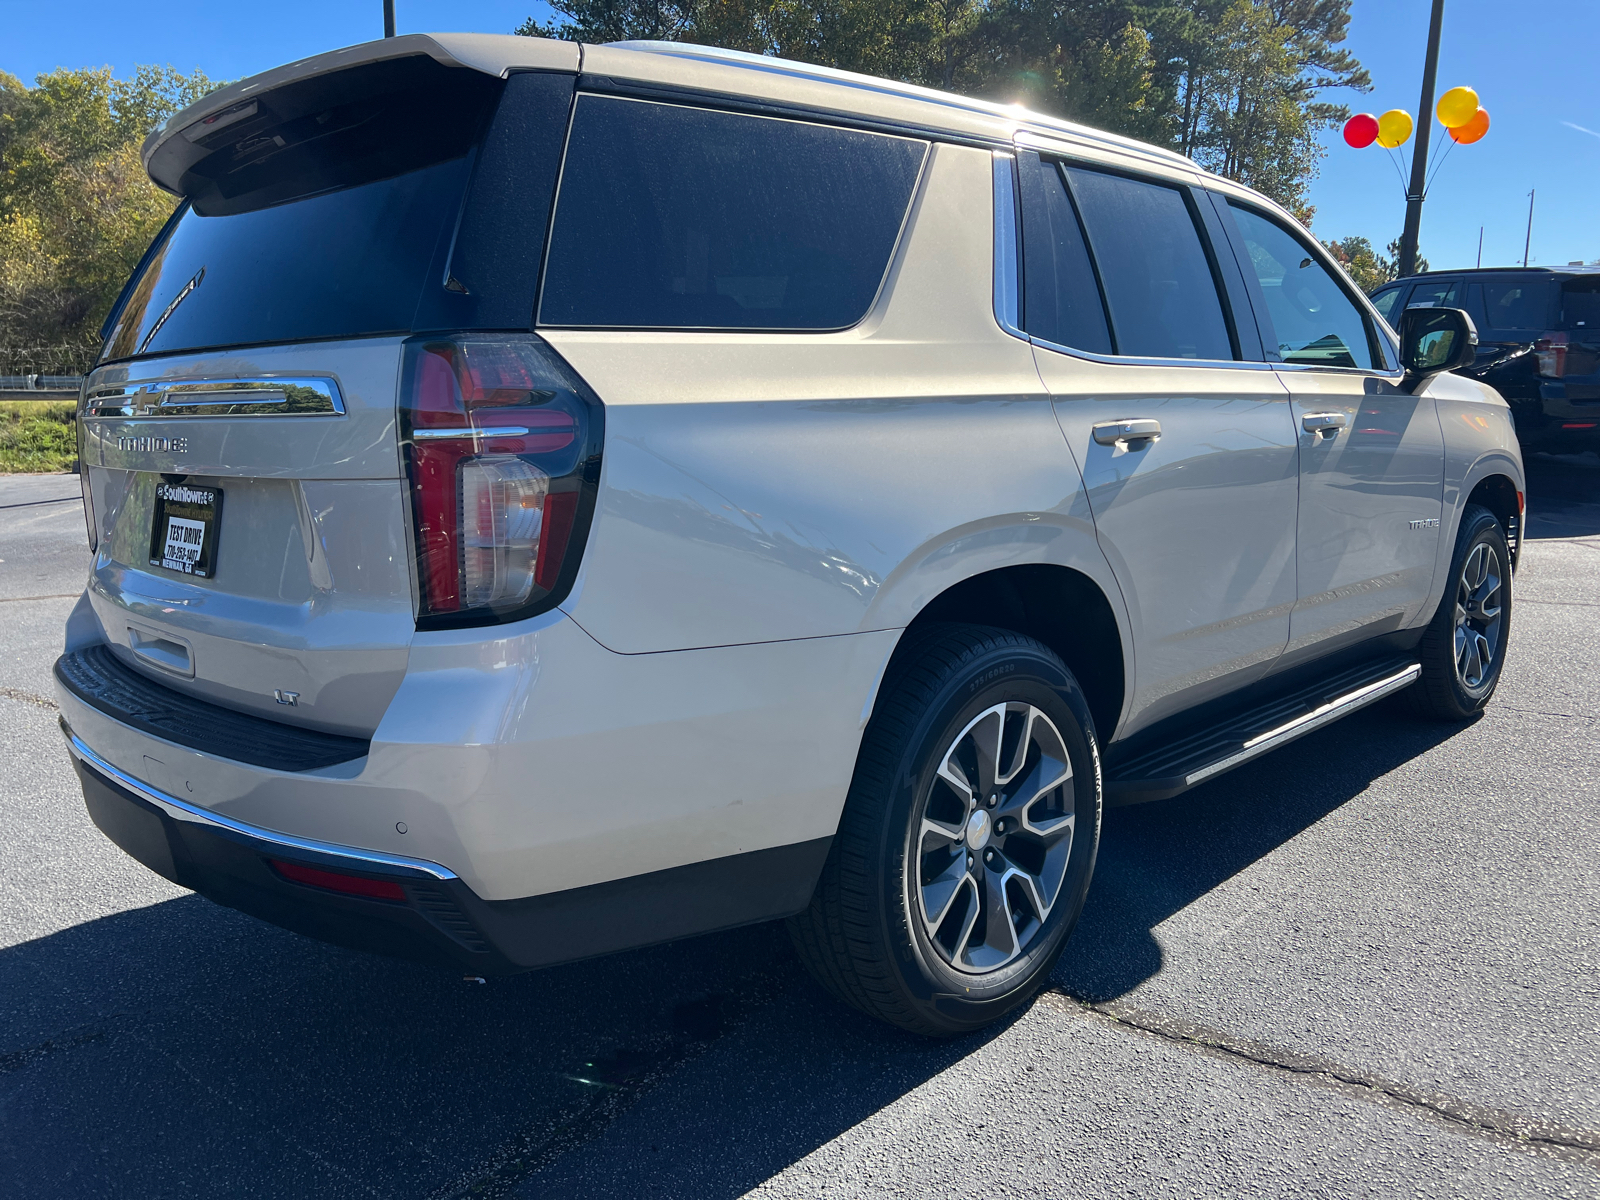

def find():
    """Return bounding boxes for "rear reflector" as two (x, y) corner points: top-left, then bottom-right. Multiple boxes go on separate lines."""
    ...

(1562, 422), (1597, 430)
(270, 859), (407, 902)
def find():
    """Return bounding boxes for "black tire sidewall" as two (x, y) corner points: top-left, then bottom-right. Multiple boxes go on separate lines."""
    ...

(875, 635), (1101, 1030)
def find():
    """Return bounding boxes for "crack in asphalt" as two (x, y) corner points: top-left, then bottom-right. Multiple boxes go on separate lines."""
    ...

(0, 1027), (105, 1075)
(1498, 705), (1597, 721)
(1051, 992), (1600, 1168)
(0, 684), (57, 709)
(0, 593), (79, 603)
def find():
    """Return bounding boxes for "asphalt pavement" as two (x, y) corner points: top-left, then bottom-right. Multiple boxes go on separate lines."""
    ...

(0, 456), (1596, 1198)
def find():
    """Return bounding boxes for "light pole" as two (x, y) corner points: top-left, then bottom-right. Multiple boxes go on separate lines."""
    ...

(384, 0), (396, 37)
(1398, 0), (1445, 278)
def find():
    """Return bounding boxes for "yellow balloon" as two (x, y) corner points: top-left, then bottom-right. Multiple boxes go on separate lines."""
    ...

(1437, 86), (1480, 129)
(1376, 108), (1414, 148)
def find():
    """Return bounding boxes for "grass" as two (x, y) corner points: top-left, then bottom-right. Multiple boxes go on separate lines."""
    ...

(0, 400), (78, 473)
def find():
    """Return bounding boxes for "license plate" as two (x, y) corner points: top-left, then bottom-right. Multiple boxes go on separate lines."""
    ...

(149, 481), (223, 578)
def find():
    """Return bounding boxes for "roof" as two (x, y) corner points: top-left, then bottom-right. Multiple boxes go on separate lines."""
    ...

(142, 32), (1201, 194)
(1386, 265), (1600, 284)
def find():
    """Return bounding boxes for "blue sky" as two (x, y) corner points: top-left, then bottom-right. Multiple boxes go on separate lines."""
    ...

(3, 0), (1593, 271)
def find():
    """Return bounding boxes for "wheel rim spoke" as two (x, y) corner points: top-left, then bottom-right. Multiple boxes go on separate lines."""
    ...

(916, 701), (1077, 976)
(1452, 542), (1504, 691)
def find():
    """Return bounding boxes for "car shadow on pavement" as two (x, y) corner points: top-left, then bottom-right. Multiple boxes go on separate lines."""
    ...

(1525, 452), (1600, 539)
(0, 707), (1463, 1200)
(1054, 703), (1463, 1002)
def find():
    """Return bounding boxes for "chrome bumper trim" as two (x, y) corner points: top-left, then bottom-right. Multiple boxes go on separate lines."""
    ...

(62, 726), (458, 881)
(1184, 663), (1422, 788)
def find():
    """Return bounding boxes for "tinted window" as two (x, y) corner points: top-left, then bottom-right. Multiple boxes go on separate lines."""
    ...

(105, 63), (576, 361)
(1483, 278), (1554, 331)
(1560, 277), (1600, 331)
(1406, 279), (1459, 308)
(1066, 168), (1233, 360)
(541, 98), (926, 330)
(1228, 204), (1376, 370)
(105, 158), (471, 361)
(1370, 286), (1406, 323)
(1020, 160), (1112, 354)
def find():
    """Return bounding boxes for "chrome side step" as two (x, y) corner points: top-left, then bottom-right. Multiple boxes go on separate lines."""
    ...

(1105, 660), (1421, 806)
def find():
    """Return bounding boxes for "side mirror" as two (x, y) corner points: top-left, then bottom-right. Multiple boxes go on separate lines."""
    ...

(1399, 306), (1478, 392)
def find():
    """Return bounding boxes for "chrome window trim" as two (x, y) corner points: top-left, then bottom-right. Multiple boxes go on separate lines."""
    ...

(83, 377), (346, 419)
(991, 150), (1026, 342)
(1029, 334), (1276, 372)
(63, 726), (459, 881)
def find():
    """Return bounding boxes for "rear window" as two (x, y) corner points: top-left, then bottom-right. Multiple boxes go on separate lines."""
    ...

(1482, 278), (1555, 332)
(1560, 277), (1600, 331)
(104, 61), (573, 362)
(539, 98), (927, 330)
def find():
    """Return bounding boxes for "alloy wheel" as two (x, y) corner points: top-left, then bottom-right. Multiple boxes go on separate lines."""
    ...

(1454, 541), (1503, 691)
(914, 703), (1075, 974)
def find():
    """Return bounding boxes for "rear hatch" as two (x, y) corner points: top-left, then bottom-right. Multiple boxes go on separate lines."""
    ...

(79, 49), (577, 737)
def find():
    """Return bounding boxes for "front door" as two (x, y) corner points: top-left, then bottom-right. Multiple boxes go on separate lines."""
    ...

(1017, 155), (1300, 733)
(1221, 202), (1445, 662)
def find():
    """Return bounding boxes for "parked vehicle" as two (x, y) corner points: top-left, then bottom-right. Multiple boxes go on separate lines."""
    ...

(1371, 266), (1600, 449)
(59, 34), (1523, 1036)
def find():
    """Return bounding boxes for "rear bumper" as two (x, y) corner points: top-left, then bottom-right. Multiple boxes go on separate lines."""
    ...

(66, 724), (830, 973)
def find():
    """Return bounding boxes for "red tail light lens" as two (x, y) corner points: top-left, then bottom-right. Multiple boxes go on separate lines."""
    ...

(1535, 333), (1568, 377)
(399, 335), (603, 629)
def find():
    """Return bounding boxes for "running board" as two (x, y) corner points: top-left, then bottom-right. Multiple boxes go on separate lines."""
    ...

(1104, 660), (1421, 806)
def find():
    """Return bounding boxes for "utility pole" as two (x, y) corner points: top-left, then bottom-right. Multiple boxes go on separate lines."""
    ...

(1524, 190), (1535, 267)
(1398, 0), (1445, 279)
(383, 0), (396, 37)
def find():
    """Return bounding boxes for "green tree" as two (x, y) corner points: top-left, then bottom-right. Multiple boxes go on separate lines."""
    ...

(1321, 235), (1427, 291)
(0, 65), (219, 367)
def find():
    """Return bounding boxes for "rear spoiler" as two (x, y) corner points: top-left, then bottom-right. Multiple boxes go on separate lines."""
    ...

(142, 33), (579, 196)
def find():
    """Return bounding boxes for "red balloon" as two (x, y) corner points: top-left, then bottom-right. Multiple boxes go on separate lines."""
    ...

(1343, 113), (1380, 148)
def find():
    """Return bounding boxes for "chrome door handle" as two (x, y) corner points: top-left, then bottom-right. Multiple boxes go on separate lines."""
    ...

(1301, 412), (1347, 437)
(1092, 418), (1162, 447)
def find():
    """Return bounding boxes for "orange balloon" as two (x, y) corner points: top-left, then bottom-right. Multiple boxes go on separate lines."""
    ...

(1450, 108), (1490, 145)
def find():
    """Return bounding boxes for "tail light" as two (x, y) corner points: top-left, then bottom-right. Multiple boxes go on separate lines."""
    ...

(399, 335), (603, 629)
(1535, 333), (1568, 377)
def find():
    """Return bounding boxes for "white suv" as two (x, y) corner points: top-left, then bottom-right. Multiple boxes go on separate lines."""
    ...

(60, 34), (1523, 1034)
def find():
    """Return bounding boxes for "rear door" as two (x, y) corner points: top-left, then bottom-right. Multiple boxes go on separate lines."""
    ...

(1217, 199), (1444, 663)
(1018, 152), (1299, 733)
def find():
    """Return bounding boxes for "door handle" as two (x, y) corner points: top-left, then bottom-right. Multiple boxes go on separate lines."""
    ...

(1092, 418), (1162, 448)
(1301, 412), (1347, 438)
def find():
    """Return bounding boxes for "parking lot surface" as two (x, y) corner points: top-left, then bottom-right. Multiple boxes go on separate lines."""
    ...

(0, 458), (1596, 1198)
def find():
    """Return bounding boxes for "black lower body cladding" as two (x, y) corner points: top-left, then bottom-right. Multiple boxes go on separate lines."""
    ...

(71, 750), (831, 974)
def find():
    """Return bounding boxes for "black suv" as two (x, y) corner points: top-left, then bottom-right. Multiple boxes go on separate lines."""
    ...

(1370, 267), (1600, 449)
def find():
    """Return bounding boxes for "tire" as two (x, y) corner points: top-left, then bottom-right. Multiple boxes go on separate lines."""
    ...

(1408, 503), (1512, 721)
(788, 623), (1102, 1036)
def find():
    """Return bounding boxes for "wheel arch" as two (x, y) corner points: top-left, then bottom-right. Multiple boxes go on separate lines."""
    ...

(1463, 470), (1523, 569)
(879, 564), (1128, 744)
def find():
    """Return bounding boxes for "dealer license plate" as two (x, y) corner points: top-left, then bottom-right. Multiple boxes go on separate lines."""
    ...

(148, 481), (223, 578)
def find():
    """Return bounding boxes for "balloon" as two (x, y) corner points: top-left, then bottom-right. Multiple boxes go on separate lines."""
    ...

(1343, 113), (1379, 148)
(1437, 86), (1480, 128)
(1449, 107), (1490, 145)
(1376, 109), (1414, 148)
